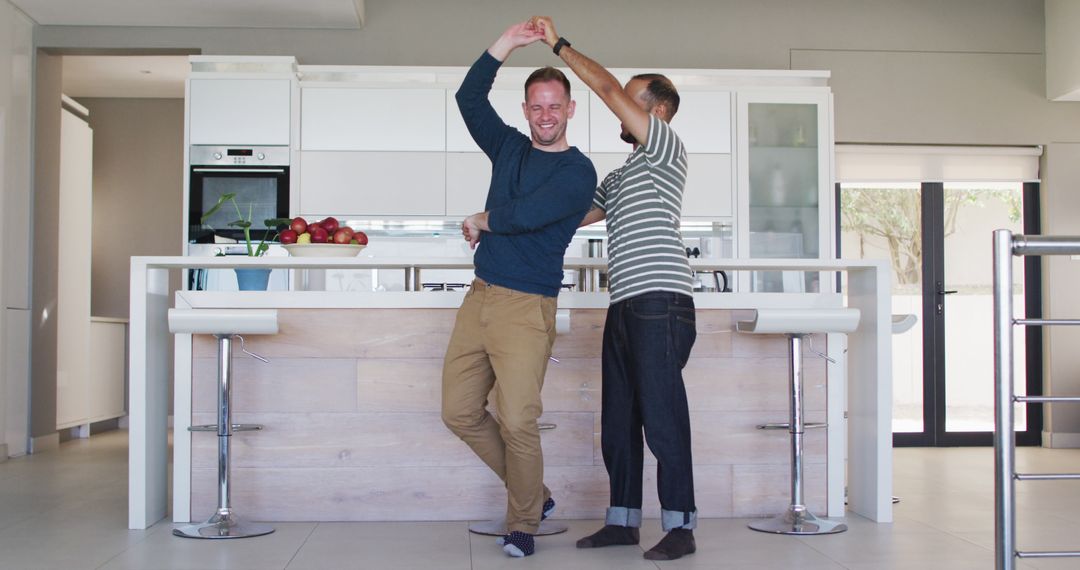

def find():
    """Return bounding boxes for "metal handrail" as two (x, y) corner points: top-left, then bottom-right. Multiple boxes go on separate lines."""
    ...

(993, 230), (1080, 569)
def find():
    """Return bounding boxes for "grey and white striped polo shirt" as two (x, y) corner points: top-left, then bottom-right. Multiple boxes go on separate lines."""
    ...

(593, 114), (693, 304)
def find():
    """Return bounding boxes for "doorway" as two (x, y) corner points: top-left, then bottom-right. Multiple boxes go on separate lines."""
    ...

(838, 181), (1042, 447)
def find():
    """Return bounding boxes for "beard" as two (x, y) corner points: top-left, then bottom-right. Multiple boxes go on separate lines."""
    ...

(620, 129), (639, 145)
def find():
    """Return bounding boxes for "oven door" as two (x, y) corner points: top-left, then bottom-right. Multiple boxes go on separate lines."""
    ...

(189, 166), (289, 243)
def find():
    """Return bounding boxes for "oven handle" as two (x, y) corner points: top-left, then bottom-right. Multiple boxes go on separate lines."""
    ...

(192, 168), (286, 174)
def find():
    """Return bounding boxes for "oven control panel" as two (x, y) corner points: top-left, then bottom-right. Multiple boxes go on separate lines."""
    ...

(190, 145), (289, 166)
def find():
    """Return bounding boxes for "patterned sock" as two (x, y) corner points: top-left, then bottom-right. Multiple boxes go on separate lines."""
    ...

(499, 531), (535, 557)
(541, 497), (556, 520)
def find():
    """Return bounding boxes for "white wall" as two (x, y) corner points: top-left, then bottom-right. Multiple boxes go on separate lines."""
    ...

(1045, 0), (1080, 100)
(18, 0), (1080, 445)
(0, 0), (34, 458)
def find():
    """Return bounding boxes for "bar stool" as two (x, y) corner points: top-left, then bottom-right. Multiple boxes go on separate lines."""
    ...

(168, 308), (278, 539)
(737, 308), (860, 535)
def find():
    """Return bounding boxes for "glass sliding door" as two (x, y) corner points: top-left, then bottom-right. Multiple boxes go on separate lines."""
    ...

(941, 182), (1028, 434)
(838, 181), (1042, 447)
(838, 183), (924, 433)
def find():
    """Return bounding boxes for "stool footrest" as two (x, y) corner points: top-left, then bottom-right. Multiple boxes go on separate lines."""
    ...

(188, 424), (264, 432)
(756, 422), (827, 430)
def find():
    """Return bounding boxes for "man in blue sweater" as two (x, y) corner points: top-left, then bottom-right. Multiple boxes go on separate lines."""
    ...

(441, 20), (596, 559)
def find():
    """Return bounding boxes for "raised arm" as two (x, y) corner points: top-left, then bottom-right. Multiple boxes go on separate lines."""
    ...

(456, 22), (546, 158)
(530, 16), (650, 146)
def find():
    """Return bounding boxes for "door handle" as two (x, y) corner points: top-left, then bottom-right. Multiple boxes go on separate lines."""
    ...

(936, 281), (957, 296)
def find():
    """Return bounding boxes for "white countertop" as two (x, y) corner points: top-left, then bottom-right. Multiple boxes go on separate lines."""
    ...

(176, 290), (845, 310)
(137, 255), (888, 272)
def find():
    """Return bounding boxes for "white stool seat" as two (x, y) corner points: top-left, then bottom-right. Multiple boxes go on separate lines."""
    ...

(737, 308), (860, 335)
(168, 309), (278, 336)
(169, 307), (277, 540)
(891, 313), (917, 334)
(738, 307), (859, 536)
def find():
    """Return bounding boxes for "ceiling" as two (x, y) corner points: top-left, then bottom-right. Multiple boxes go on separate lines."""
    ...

(10, 0), (364, 29)
(62, 55), (190, 99)
(36, 1), (364, 99)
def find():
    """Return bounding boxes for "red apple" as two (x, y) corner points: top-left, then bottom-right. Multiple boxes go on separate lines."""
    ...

(352, 230), (368, 246)
(289, 217), (308, 235)
(310, 226), (330, 243)
(332, 228), (354, 244)
(320, 217), (340, 234)
(279, 229), (299, 244)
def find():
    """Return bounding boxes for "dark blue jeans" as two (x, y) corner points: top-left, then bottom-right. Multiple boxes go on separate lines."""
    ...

(601, 291), (697, 531)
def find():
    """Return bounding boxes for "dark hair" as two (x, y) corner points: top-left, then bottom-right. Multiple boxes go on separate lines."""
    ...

(524, 67), (571, 101)
(632, 73), (680, 120)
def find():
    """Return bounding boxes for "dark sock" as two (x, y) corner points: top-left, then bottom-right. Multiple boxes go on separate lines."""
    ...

(541, 497), (555, 520)
(575, 525), (640, 548)
(644, 528), (696, 560)
(499, 531), (535, 557)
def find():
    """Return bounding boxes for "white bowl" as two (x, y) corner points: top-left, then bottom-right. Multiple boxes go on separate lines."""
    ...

(282, 243), (366, 257)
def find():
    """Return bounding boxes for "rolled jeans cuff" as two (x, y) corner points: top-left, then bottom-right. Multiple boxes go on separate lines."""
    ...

(662, 509), (697, 531)
(605, 506), (642, 528)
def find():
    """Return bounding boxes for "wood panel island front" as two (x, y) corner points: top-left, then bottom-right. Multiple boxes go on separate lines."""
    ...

(128, 256), (891, 530)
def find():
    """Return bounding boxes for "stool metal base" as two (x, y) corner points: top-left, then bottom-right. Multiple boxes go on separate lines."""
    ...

(173, 511), (275, 540)
(468, 519), (567, 536)
(748, 506), (847, 535)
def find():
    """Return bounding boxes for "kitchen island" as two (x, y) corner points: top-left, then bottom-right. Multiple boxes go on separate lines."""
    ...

(129, 256), (891, 530)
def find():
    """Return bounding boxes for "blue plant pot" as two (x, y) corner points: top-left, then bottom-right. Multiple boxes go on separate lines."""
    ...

(235, 268), (272, 291)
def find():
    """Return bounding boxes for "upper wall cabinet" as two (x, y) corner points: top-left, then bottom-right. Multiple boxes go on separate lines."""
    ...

(303, 88), (446, 151)
(590, 91), (732, 154)
(446, 89), (590, 153)
(189, 79), (291, 145)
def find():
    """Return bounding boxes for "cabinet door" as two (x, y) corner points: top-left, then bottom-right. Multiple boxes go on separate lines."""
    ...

(299, 151), (445, 216)
(189, 79), (291, 145)
(736, 91), (833, 292)
(446, 153), (491, 216)
(590, 91), (732, 154)
(447, 89), (590, 152)
(588, 153), (732, 218)
(302, 88), (446, 151)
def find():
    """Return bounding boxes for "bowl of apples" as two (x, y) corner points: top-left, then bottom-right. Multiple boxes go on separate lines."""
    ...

(280, 216), (368, 257)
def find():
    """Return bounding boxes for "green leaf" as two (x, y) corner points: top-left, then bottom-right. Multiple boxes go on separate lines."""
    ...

(255, 242), (270, 257)
(264, 217), (292, 229)
(227, 220), (253, 229)
(199, 193), (237, 223)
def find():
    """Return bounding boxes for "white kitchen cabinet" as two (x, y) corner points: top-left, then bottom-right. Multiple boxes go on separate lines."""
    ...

(300, 151), (445, 216)
(589, 152), (733, 218)
(446, 88), (590, 153)
(56, 108), (93, 430)
(189, 79), (291, 145)
(736, 90), (833, 292)
(446, 153), (491, 216)
(88, 320), (127, 423)
(590, 90), (732, 154)
(302, 88), (446, 151)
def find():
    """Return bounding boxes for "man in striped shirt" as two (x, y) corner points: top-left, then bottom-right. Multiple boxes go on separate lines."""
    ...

(532, 15), (699, 562)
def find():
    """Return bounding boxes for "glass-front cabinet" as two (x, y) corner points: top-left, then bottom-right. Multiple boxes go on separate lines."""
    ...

(737, 91), (833, 292)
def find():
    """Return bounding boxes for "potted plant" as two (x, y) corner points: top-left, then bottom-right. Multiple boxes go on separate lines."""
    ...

(200, 192), (291, 290)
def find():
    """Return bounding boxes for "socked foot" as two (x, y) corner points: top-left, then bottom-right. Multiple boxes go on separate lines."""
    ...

(644, 528), (696, 560)
(497, 531), (535, 557)
(575, 525), (640, 548)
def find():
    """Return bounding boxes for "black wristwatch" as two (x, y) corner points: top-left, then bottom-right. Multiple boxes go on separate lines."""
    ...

(553, 37), (571, 56)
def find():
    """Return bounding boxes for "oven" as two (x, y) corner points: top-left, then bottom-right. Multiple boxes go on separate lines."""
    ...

(187, 145), (289, 244)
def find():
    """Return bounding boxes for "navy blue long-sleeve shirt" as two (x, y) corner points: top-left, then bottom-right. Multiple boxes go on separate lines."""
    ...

(456, 51), (597, 297)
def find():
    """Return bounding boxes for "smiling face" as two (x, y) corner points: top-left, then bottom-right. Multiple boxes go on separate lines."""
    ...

(523, 80), (575, 150)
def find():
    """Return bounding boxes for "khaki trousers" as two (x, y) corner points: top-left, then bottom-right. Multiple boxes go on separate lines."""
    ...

(441, 279), (557, 534)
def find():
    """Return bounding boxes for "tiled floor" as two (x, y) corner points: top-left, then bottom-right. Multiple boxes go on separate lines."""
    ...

(2, 431), (1079, 569)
